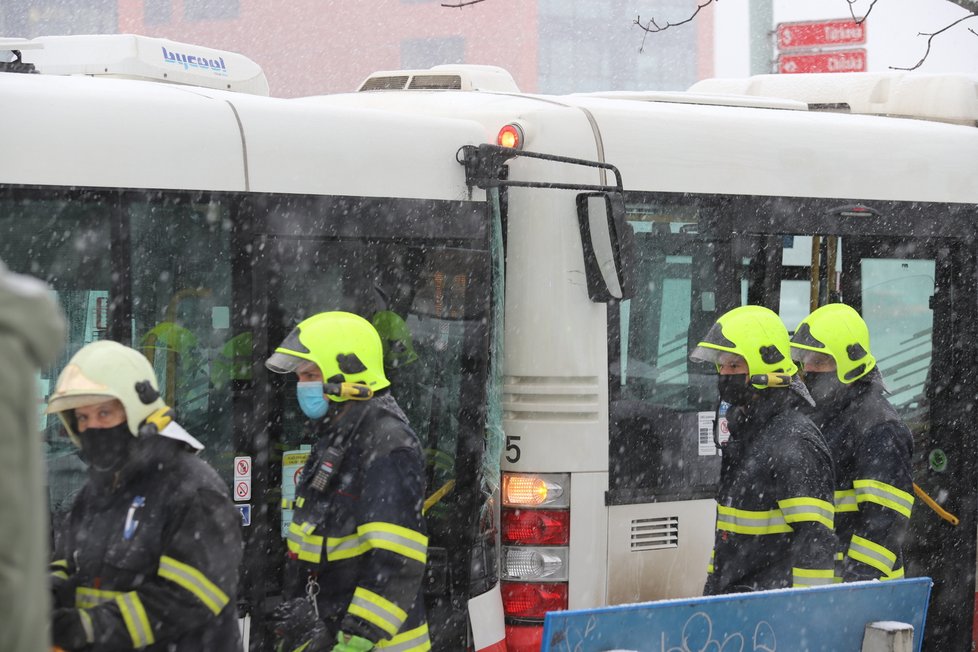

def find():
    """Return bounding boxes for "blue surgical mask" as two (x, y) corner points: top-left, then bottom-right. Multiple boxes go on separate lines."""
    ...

(296, 381), (330, 419)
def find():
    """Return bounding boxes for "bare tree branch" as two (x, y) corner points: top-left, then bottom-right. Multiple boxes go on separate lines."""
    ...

(634, 0), (716, 53)
(846, 0), (879, 24)
(441, 0), (486, 7)
(891, 12), (978, 70)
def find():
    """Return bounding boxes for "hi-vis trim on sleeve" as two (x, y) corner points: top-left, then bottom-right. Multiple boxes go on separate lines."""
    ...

(348, 586), (408, 637)
(51, 559), (70, 580)
(707, 549), (715, 574)
(792, 567), (835, 587)
(76, 586), (124, 609)
(883, 566), (906, 581)
(834, 489), (858, 513)
(853, 479), (914, 518)
(778, 497), (835, 530)
(79, 609), (95, 644)
(376, 623), (432, 651)
(327, 522), (428, 564)
(116, 592), (155, 648)
(716, 505), (792, 535)
(287, 521), (324, 563)
(848, 534), (897, 575)
(158, 555), (230, 615)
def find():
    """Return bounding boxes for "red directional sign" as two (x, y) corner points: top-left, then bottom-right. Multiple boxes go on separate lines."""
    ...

(777, 19), (866, 51)
(778, 49), (867, 74)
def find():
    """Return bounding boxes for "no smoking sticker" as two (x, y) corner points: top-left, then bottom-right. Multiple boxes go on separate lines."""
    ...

(235, 479), (251, 501)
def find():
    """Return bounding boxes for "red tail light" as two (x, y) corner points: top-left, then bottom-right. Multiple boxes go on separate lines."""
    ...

(502, 509), (570, 546)
(501, 582), (568, 620)
(506, 624), (544, 652)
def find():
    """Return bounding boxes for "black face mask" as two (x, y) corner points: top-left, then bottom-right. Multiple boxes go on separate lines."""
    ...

(804, 371), (847, 407)
(718, 373), (755, 407)
(78, 423), (133, 473)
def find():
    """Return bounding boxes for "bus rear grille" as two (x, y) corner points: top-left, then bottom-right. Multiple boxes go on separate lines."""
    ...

(502, 375), (600, 421)
(630, 516), (679, 551)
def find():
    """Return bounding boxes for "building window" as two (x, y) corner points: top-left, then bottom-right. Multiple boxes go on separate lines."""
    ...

(401, 37), (465, 69)
(144, 0), (171, 25)
(184, 0), (238, 21)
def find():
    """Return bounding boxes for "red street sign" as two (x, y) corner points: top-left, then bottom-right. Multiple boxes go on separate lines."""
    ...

(778, 49), (867, 74)
(777, 19), (866, 51)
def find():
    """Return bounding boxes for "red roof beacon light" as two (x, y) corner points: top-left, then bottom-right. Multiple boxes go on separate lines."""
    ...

(497, 123), (524, 149)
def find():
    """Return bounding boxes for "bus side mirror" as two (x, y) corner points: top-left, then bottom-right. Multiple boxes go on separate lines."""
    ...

(576, 192), (635, 302)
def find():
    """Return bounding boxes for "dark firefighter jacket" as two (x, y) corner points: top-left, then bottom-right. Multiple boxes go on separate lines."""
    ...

(285, 392), (429, 651)
(51, 433), (243, 651)
(705, 386), (837, 595)
(815, 374), (914, 581)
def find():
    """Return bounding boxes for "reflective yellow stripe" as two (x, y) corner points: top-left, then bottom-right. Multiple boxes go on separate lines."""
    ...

(792, 567), (835, 587)
(377, 623), (432, 651)
(282, 498), (294, 509)
(51, 559), (69, 569)
(348, 586), (408, 637)
(296, 496), (305, 508)
(76, 586), (123, 609)
(52, 570), (69, 581)
(707, 549), (715, 574)
(294, 642), (312, 652)
(778, 497), (835, 530)
(716, 505), (792, 535)
(116, 591), (155, 648)
(327, 522), (428, 564)
(883, 566), (906, 581)
(853, 479), (914, 518)
(834, 489), (859, 513)
(157, 555), (230, 615)
(847, 534), (897, 575)
(78, 609), (94, 644)
(287, 521), (324, 563)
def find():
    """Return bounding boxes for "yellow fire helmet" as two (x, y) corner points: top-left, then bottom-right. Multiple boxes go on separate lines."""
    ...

(791, 303), (876, 384)
(690, 305), (798, 388)
(266, 311), (390, 401)
(46, 340), (176, 445)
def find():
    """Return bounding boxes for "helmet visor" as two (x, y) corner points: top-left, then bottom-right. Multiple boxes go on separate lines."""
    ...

(689, 321), (738, 364)
(265, 326), (313, 374)
(789, 322), (827, 351)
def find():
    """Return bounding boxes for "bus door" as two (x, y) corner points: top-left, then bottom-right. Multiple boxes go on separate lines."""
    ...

(729, 198), (978, 652)
(238, 195), (494, 651)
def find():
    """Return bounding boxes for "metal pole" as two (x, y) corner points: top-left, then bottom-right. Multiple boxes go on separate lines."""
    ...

(749, 0), (774, 74)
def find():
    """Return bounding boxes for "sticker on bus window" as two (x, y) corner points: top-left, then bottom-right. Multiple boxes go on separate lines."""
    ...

(697, 410), (729, 456)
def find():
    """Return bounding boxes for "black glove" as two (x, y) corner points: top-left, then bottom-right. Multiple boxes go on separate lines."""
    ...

(271, 598), (330, 652)
(52, 608), (92, 650)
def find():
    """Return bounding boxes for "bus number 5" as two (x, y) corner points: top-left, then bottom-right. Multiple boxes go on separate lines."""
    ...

(505, 435), (521, 463)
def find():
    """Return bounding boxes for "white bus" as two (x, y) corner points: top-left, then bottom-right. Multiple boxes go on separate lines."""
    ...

(4, 34), (977, 652)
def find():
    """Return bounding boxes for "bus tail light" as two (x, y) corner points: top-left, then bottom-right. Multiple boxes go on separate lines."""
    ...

(501, 582), (568, 620)
(497, 123), (525, 149)
(501, 472), (570, 651)
(501, 509), (570, 545)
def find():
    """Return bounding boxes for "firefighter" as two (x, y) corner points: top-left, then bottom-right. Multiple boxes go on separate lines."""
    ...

(691, 305), (836, 594)
(45, 340), (243, 651)
(265, 311), (429, 652)
(791, 303), (914, 582)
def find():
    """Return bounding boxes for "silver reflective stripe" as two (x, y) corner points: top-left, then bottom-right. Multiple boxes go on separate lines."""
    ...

(849, 540), (895, 571)
(158, 557), (229, 613)
(834, 490), (858, 511)
(327, 534), (363, 556)
(781, 503), (834, 522)
(719, 511), (788, 528)
(288, 525), (322, 558)
(351, 594), (403, 632)
(793, 574), (835, 587)
(118, 593), (153, 647)
(363, 530), (428, 558)
(856, 485), (913, 513)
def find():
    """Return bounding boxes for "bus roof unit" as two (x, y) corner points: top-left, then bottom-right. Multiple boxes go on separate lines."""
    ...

(0, 34), (269, 96)
(358, 64), (520, 93)
(690, 72), (978, 127)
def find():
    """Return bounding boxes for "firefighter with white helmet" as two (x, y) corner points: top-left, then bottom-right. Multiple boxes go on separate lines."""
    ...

(46, 340), (242, 651)
(266, 311), (429, 652)
(691, 305), (836, 594)
(792, 303), (914, 582)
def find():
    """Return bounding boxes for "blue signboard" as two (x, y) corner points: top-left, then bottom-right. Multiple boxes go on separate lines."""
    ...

(236, 504), (251, 527)
(542, 578), (931, 652)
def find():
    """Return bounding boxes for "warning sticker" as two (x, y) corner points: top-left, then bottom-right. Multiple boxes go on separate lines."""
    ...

(697, 411), (716, 456)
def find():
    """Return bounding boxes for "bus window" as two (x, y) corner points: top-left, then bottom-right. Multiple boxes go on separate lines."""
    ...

(128, 195), (235, 479)
(0, 192), (113, 524)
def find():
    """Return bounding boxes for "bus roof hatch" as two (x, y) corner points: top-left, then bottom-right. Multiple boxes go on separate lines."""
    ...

(689, 72), (978, 127)
(0, 34), (269, 96)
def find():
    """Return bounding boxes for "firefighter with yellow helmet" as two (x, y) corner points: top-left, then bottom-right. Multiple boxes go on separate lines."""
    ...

(265, 312), (429, 652)
(791, 303), (914, 582)
(691, 305), (836, 594)
(45, 340), (242, 651)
